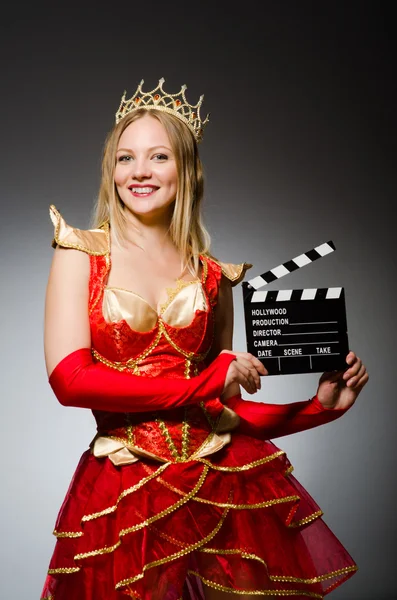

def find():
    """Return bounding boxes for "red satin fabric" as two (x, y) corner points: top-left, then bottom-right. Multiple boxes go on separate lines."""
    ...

(225, 393), (350, 439)
(41, 254), (357, 600)
(48, 348), (233, 416)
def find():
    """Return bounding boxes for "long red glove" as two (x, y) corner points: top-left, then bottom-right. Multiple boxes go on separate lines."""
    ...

(49, 348), (236, 413)
(225, 393), (351, 439)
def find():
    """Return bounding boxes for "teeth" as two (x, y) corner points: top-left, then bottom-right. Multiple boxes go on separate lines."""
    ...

(131, 187), (156, 194)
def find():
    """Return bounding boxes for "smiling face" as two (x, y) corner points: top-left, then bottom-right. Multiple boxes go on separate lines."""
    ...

(114, 113), (178, 222)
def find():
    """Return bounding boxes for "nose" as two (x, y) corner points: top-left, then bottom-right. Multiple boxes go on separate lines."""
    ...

(131, 156), (151, 181)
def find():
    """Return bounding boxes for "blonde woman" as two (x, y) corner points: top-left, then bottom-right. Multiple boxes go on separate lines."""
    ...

(41, 80), (368, 600)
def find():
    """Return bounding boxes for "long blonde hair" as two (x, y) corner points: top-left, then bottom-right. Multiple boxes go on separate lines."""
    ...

(91, 108), (211, 275)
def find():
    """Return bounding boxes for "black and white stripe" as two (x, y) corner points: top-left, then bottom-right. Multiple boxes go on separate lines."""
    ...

(250, 287), (343, 303)
(246, 241), (336, 291)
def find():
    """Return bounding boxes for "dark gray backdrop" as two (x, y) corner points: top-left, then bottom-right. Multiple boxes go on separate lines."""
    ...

(0, 3), (395, 599)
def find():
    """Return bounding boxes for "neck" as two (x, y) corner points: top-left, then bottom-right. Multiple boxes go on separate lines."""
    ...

(122, 206), (175, 253)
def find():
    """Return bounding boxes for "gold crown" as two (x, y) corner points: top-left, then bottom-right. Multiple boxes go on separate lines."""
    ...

(115, 78), (209, 143)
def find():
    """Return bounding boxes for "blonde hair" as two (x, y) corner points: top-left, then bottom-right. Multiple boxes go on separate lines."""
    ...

(91, 108), (211, 275)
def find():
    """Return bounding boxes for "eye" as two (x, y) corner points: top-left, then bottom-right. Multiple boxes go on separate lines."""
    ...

(153, 153), (168, 161)
(117, 154), (133, 162)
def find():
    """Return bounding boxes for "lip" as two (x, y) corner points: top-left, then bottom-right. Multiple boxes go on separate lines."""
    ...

(128, 184), (159, 197)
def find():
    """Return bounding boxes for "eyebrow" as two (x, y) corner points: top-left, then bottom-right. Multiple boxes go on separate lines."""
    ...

(116, 145), (172, 153)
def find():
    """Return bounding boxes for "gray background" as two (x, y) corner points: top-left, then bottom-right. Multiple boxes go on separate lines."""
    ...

(0, 3), (395, 599)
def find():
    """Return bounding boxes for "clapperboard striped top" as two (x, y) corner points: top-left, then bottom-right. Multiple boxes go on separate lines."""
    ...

(246, 241), (336, 290)
(250, 287), (343, 303)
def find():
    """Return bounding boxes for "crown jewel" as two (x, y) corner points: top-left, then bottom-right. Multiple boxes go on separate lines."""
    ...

(115, 78), (209, 143)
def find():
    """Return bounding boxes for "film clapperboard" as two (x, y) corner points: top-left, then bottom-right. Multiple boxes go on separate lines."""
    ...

(242, 242), (349, 375)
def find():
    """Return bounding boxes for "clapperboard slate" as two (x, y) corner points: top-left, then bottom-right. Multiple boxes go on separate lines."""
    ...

(242, 242), (349, 375)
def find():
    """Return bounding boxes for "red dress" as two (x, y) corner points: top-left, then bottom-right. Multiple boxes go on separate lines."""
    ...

(41, 206), (358, 600)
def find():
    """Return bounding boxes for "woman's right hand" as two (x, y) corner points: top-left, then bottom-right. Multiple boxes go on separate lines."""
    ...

(221, 350), (268, 395)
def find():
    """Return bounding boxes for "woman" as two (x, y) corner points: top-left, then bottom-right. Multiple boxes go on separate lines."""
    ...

(41, 79), (368, 600)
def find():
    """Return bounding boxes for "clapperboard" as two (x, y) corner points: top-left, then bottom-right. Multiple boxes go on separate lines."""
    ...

(242, 242), (349, 375)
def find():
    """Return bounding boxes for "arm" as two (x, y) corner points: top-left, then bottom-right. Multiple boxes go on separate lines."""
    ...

(44, 246), (235, 412)
(225, 392), (349, 439)
(212, 275), (351, 439)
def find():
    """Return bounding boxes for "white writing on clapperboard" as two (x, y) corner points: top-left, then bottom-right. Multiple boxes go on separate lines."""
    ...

(251, 307), (333, 358)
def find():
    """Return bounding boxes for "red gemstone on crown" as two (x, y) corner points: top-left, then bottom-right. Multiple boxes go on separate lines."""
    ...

(134, 97), (141, 104)
(174, 99), (181, 107)
(154, 94), (160, 101)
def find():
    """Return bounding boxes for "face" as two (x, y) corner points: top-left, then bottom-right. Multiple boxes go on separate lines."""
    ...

(114, 113), (178, 221)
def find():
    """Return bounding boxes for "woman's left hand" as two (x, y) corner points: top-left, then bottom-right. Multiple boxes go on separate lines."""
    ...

(316, 351), (369, 410)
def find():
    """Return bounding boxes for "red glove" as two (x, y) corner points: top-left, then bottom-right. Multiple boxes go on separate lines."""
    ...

(225, 393), (351, 439)
(49, 348), (236, 413)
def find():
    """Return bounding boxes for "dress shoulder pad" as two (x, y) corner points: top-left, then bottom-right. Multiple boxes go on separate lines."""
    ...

(207, 256), (253, 287)
(49, 205), (109, 256)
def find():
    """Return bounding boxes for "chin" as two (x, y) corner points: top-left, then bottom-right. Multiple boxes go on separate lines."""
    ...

(124, 203), (171, 219)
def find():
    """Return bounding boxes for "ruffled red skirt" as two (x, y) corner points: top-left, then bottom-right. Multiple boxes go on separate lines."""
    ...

(41, 434), (357, 599)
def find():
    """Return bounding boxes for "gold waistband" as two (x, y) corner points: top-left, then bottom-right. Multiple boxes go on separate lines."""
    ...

(91, 406), (240, 466)
(91, 431), (232, 466)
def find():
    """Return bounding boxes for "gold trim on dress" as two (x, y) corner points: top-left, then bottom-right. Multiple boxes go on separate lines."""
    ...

(200, 547), (268, 565)
(204, 255), (253, 287)
(118, 465), (209, 537)
(198, 547), (357, 586)
(77, 465), (210, 561)
(53, 529), (83, 538)
(91, 327), (162, 374)
(147, 522), (190, 549)
(47, 567), (80, 575)
(201, 255), (209, 285)
(81, 463), (170, 522)
(49, 205), (109, 256)
(270, 565), (358, 585)
(74, 541), (121, 561)
(91, 316), (210, 376)
(198, 450), (286, 472)
(155, 475), (301, 511)
(115, 507), (229, 589)
(288, 510), (324, 528)
(156, 418), (180, 460)
(187, 571), (324, 598)
(158, 320), (210, 361)
(181, 409), (190, 460)
(159, 278), (202, 314)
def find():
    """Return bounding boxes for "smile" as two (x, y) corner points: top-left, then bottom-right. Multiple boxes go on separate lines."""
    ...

(129, 186), (159, 196)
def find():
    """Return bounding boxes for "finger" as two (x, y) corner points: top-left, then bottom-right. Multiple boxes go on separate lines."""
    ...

(344, 372), (368, 398)
(234, 362), (258, 394)
(239, 372), (257, 394)
(225, 351), (267, 377)
(343, 358), (363, 381)
(234, 351), (261, 363)
(346, 364), (366, 387)
(355, 371), (369, 391)
(244, 364), (261, 391)
(347, 366), (368, 389)
(235, 357), (261, 389)
(345, 351), (357, 366)
(251, 356), (268, 376)
(243, 353), (268, 375)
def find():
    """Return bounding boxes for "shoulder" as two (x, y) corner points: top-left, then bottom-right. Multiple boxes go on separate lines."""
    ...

(204, 254), (253, 287)
(49, 205), (109, 256)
